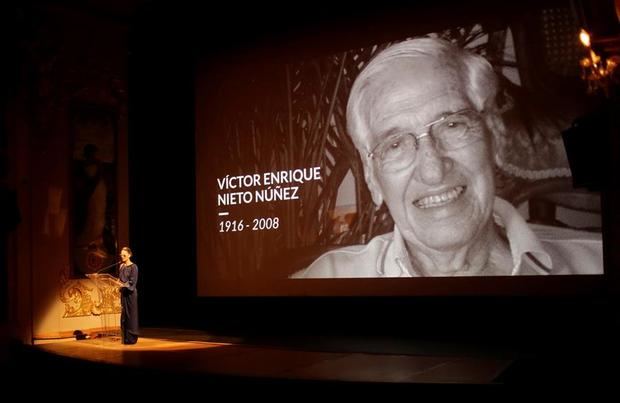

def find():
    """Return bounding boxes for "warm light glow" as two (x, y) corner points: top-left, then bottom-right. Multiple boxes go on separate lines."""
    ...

(579, 29), (591, 47)
(578, 28), (619, 96)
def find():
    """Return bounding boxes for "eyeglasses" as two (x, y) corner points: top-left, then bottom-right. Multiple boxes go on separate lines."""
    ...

(367, 109), (485, 173)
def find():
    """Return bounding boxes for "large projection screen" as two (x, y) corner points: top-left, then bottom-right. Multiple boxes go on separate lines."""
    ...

(196, 12), (604, 296)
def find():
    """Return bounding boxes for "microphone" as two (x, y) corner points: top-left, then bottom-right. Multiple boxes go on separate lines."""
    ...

(95, 260), (121, 274)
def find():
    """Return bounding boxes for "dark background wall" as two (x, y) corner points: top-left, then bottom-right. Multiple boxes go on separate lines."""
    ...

(2, 0), (132, 341)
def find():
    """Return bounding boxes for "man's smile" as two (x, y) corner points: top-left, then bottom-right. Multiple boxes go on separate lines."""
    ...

(413, 186), (466, 209)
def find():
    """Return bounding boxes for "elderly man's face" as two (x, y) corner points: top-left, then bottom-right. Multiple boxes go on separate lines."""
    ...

(359, 58), (496, 253)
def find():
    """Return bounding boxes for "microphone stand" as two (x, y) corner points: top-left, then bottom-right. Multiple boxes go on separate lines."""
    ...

(94, 261), (120, 275)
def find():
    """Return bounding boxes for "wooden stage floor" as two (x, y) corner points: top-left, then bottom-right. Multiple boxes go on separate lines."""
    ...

(32, 327), (513, 386)
(6, 326), (614, 395)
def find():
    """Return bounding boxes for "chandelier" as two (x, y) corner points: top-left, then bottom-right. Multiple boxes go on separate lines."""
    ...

(579, 28), (620, 96)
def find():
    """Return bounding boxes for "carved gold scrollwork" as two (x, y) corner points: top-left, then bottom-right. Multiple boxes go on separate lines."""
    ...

(59, 271), (121, 317)
(60, 271), (95, 317)
(91, 279), (122, 315)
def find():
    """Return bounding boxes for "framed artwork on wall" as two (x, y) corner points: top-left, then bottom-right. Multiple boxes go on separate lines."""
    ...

(69, 102), (118, 278)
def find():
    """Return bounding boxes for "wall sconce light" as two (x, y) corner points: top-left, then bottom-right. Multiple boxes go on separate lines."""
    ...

(579, 28), (620, 96)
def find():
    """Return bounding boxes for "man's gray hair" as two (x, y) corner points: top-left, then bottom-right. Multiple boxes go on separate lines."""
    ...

(346, 37), (502, 153)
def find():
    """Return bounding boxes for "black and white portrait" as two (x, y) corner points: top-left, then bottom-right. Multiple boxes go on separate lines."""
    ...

(201, 17), (603, 286)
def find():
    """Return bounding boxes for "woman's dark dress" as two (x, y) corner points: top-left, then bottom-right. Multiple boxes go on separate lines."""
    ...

(119, 263), (139, 344)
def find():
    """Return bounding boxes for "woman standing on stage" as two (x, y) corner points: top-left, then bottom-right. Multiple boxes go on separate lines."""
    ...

(119, 246), (139, 344)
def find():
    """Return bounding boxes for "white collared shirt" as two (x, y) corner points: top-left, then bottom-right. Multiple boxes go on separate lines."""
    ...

(292, 197), (603, 278)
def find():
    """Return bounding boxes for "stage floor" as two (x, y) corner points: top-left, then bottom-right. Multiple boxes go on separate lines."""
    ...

(33, 327), (512, 385)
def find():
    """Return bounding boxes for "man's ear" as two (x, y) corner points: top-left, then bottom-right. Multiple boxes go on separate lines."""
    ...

(363, 159), (384, 207)
(483, 105), (507, 167)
